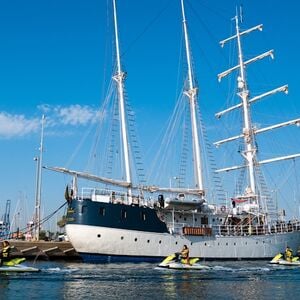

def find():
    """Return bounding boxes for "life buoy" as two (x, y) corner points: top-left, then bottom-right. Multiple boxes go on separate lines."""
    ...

(221, 206), (226, 212)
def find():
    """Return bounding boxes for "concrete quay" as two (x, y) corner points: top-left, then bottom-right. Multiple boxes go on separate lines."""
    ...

(7, 240), (81, 260)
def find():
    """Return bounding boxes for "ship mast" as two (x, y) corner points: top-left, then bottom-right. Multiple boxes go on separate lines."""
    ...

(34, 114), (45, 241)
(215, 11), (300, 203)
(181, 0), (204, 194)
(112, 0), (132, 197)
(234, 15), (256, 195)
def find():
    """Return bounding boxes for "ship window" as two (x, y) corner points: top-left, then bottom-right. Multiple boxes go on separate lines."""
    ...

(121, 209), (127, 219)
(80, 205), (87, 214)
(201, 216), (208, 225)
(204, 243), (207, 246)
(141, 212), (146, 221)
(212, 219), (215, 222)
(234, 243), (236, 246)
(190, 242), (193, 246)
(245, 242), (247, 245)
(121, 236), (124, 240)
(97, 234), (101, 238)
(159, 240), (162, 244)
(147, 240), (150, 243)
(99, 207), (105, 216)
(226, 243), (228, 246)
(134, 238), (137, 242)
(175, 241), (178, 245)
(195, 218), (197, 222)
(184, 217), (187, 221)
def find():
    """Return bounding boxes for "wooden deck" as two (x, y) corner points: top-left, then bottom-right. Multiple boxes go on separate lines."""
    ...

(7, 240), (81, 260)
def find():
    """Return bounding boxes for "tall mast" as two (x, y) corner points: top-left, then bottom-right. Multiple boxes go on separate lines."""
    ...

(180, 0), (204, 193)
(234, 15), (256, 195)
(112, 0), (132, 196)
(215, 10), (300, 205)
(34, 114), (45, 241)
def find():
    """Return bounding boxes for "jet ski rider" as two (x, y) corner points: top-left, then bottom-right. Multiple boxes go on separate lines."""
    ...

(0, 240), (11, 266)
(285, 246), (293, 262)
(180, 245), (190, 265)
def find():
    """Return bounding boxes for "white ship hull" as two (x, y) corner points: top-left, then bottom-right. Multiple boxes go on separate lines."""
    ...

(66, 223), (300, 261)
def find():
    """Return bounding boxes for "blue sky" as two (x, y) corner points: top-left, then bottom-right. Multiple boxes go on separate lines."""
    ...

(0, 0), (299, 231)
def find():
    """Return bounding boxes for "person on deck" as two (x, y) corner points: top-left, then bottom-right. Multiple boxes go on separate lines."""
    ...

(0, 240), (11, 266)
(180, 244), (190, 264)
(285, 246), (293, 262)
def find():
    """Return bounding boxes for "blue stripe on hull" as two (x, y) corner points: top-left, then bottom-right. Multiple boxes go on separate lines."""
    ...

(79, 253), (163, 263)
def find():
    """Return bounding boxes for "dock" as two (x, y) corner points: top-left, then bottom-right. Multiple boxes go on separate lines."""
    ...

(8, 240), (81, 260)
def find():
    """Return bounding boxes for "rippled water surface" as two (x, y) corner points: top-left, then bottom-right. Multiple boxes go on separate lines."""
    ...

(1, 260), (300, 299)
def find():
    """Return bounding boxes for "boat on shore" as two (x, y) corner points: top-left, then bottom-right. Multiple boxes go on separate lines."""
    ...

(46, 0), (300, 262)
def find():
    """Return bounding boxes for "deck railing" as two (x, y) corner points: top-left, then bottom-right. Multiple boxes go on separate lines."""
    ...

(167, 220), (300, 236)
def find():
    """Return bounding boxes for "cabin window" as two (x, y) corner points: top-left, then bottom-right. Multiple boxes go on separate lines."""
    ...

(134, 238), (137, 242)
(175, 241), (178, 245)
(121, 209), (127, 219)
(159, 240), (162, 244)
(99, 207), (105, 216)
(184, 217), (187, 221)
(121, 236), (124, 240)
(97, 234), (101, 238)
(201, 216), (208, 225)
(226, 243), (228, 246)
(147, 240), (150, 243)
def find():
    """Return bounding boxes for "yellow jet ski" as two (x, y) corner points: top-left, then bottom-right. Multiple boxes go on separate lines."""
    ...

(270, 253), (300, 266)
(0, 258), (40, 273)
(158, 253), (209, 270)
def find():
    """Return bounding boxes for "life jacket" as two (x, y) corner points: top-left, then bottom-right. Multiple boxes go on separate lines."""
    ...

(181, 248), (189, 259)
(1, 245), (11, 259)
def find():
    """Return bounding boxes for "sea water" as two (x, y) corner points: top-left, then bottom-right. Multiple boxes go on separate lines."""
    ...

(1, 260), (300, 299)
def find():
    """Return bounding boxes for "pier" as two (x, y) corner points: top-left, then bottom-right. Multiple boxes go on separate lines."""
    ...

(8, 240), (80, 260)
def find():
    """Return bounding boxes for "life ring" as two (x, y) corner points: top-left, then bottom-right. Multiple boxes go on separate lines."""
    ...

(220, 206), (226, 213)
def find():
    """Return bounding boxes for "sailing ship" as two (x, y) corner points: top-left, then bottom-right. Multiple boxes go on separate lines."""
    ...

(46, 0), (300, 262)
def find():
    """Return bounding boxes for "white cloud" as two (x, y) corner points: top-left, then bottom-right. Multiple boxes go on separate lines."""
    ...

(57, 104), (96, 126)
(0, 112), (39, 138)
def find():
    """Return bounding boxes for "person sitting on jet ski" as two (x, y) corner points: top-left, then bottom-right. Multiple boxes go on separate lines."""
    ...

(180, 245), (190, 265)
(285, 246), (293, 262)
(0, 240), (11, 266)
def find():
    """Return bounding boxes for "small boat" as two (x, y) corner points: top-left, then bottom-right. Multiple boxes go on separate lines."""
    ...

(158, 254), (209, 270)
(270, 253), (300, 266)
(0, 258), (40, 273)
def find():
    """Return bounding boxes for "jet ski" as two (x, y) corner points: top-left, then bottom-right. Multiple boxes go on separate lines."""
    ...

(158, 253), (209, 270)
(270, 253), (300, 266)
(0, 258), (40, 273)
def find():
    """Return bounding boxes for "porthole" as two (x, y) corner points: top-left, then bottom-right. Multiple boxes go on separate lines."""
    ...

(256, 242), (258, 244)
(121, 236), (124, 240)
(159, 240), (162, 244)
(234, 243), (236, 246)
(245, 242), (247, 245)
(218, 243), (220, 246)
(175, 241), (178, 245)
(226, 242), (228, 246)
(204, 243), (207, 246)
(184, 217), (186, 221)
(97, 234), (101, 238)
(134, 238), (137, 242)
(195, 218), (197, 222)
(147, 240), (150, 243)
(190, 242), (193, 246)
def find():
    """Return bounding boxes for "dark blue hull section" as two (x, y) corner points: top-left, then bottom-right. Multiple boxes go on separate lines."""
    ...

(80, 253), (163, 263)
(66, 198), (168, 233)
